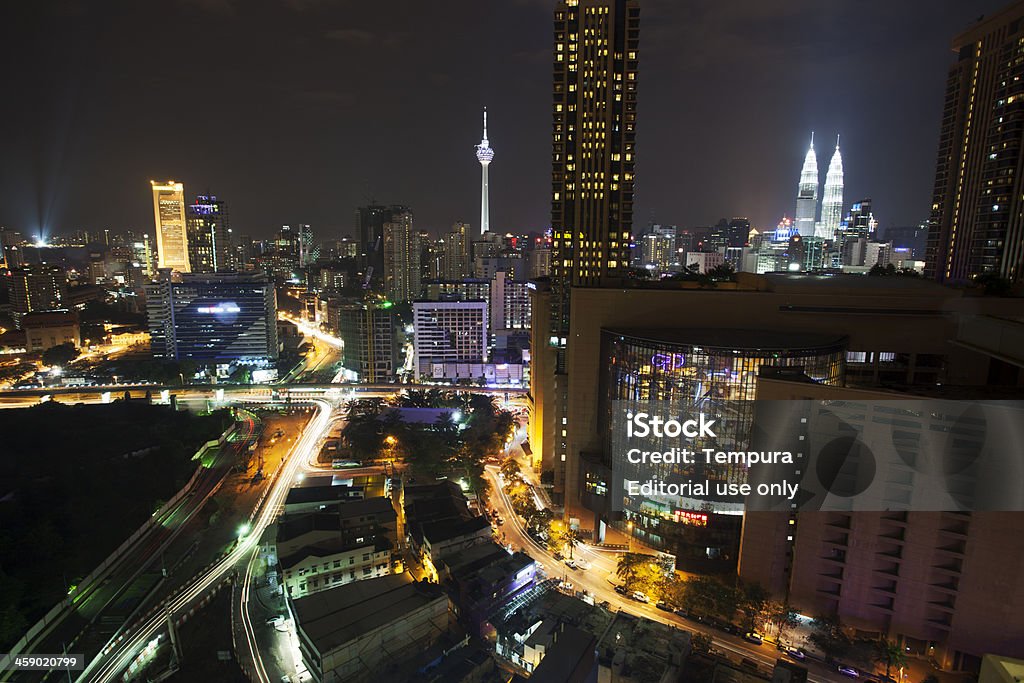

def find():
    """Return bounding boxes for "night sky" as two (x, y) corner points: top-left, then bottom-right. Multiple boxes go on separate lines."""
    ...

(0, 0), (1007, 241)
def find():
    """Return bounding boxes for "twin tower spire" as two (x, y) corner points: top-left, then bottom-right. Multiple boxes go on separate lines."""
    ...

(795, 133), (843, 240)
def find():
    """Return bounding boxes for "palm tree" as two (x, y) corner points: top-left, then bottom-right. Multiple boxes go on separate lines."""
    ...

(562, 526), (581, 560)
(874, 639), (907, 680)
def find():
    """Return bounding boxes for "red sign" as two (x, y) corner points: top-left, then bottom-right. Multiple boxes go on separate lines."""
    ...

(674, 510), (708, 526)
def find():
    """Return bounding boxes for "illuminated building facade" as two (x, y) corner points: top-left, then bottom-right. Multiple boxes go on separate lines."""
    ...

(591, 328), (845, 571)
(818, 137), (843, 240)
(382, 208), (420, 303)
(186, 194), (231, 273)
(926, 3), (1024, 284)
(151, 180), (191, 273)
(540, 0), (639, 498)
(794, 135), (818, 237)
(145, 271), (278, 362)
(442, 222), (471, 280)
(561, 273), (1023, 573)
(412, 300), (488, 380)
(9, 265), (67, 329)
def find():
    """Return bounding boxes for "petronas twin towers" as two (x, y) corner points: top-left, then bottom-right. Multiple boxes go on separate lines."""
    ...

(794, 133), (843, 240)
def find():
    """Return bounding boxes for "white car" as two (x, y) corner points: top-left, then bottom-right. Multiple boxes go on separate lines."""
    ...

(631, 591), (650, 603)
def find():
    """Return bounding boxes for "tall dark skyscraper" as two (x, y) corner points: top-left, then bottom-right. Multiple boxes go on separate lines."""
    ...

(536, 0), (639, 501)
(356, 204), (409, 289)
(186, 194), (231, 273)
(926, 3), (1024, 284)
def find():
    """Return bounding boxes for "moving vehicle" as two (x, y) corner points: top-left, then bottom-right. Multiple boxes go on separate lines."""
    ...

(631, 591), (650, 603)
(744, 632), (764, 645)
(838, 666), (860, 678)
(656, 601), (673, 612)
(614, 585), (628, 595)
(784, 646), (806, 661)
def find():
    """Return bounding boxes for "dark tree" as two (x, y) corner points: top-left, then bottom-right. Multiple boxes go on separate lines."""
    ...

(41, 343), (79, 367)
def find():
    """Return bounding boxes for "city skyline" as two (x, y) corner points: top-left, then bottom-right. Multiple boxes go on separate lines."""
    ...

(0, 0), (1010, 240)
(0, 0), (1023, 680)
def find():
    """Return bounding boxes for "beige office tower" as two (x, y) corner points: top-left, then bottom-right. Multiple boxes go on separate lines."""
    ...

(151, 180), (191, 273)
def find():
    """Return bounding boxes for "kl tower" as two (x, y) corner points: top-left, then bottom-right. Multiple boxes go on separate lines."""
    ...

(475, 107), (494, 235)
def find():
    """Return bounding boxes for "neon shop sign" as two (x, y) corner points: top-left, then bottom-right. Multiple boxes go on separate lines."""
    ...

(651, 353), (687, 370)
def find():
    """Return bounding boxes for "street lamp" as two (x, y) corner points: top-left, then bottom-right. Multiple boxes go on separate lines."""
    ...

(626, 520), (635, 553)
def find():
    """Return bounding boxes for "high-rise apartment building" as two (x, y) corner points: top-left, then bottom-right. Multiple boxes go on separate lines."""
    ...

(539, 0), (639, 495)
(9, 265), (68, 328)
(443, 222), (471, 280)
(926, 3), (1024, 284)
(186, 194), (231, 273)
(151, 181), (191, 273)
(640, 225), (676, 273)
(382, 209), (420, 303)
(332, 300), (397, 383)
(356, 204), (408, 287)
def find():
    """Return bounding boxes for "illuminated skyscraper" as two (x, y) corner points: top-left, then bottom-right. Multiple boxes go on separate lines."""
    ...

(818, 136), (843, 240)
(539, 0), (639, 500)
(382, 208), (420, 303)
(475, 108), (494, 235)
(794, 134), (818, 237)
(442, 222), (471, 280)
(926, 5), (1024, 284)
(151, 180), (191, 273)
(186, 194), (231, 273)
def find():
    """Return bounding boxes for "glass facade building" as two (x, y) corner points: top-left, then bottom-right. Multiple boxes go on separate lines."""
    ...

(146, 271), (278, 362)
(588, 327), (846, 572)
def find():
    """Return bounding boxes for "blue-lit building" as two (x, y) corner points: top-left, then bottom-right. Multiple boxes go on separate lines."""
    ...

(146, 270), (278, 362)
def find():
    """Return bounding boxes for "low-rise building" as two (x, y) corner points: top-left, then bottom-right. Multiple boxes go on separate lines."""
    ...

(284, 484), (365, 514)
(292, 573), (453, 683)
(415, 515), (492, 570)
(447, 546), (538, 637)
(23, 311), (79, 351)
(281, 536), (392, 599)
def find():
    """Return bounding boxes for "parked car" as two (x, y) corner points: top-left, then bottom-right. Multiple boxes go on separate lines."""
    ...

(743, 632), (764, 645)
(631, 591), (650, 603)
(838, 666), (860, 678)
